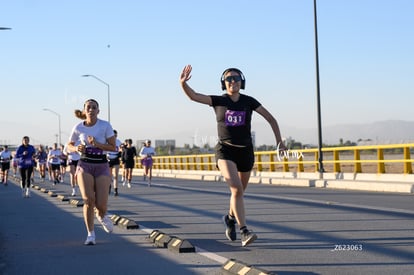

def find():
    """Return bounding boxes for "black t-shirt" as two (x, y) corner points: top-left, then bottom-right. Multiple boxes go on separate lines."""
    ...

(210, 93), (261, 146)
(122, 146), (137, 162)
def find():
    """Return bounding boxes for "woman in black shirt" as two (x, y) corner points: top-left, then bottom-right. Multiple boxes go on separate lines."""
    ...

(180, 65), (287, 247)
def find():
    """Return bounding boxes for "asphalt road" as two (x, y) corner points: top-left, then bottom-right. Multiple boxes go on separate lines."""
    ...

(1, 173), (414, 275)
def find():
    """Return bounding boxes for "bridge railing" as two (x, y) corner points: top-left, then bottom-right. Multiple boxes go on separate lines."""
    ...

(136, 143), (414, 174)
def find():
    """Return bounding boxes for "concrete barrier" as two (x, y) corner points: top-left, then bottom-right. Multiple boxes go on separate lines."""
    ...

(139, 168), (414, 194)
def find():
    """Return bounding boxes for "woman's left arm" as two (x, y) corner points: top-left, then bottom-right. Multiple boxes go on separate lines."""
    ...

(255, 105), (286, 149)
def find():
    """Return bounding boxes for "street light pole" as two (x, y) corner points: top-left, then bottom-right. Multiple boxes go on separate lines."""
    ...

(313, 0), (324, 173)
(82, 74), (111, 123)
(43, 108), (62, 146)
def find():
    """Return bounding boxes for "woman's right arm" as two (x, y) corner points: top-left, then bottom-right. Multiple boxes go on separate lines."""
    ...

(180, 65), (212, 105)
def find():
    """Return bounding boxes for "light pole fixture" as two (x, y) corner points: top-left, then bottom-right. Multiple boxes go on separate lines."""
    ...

(0, 27), (11, 30)
(313, 0), (324, 173)
(43, 108), (62, 146)
(82, 74), (111, 123)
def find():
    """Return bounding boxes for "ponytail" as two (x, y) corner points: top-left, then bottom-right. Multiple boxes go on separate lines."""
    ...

(74, 109), (86, 120)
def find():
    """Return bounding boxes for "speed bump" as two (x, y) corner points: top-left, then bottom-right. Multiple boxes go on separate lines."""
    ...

(48, 191), (57, 197)
(57, 194), (69, 201)
(117, 217), (139, 229)
(221, 259), (274, 275)
(167, 237), (195, 253)
(148, 230), (163, 243)
(154, 232), (173, 248)
(110, 214), (122, 225)
(69, 199), (84, 207)
(40, 188), (48, 193)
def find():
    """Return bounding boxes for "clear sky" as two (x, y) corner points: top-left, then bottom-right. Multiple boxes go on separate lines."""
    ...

(1, 0), (413, 147)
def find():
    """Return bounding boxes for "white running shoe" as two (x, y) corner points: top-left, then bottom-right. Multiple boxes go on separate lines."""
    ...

(127, 182), (131, 188)
(84, 235), (96, 245)
(97, 215), (113, 233)
(25, 188), (31, 198)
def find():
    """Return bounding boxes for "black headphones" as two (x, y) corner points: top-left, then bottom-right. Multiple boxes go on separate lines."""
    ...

(220, 68), (246, 90)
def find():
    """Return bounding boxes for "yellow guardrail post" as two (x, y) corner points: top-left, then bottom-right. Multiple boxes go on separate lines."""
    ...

(208, 155), (213, 171)
(185, 156), (190, 170)
(170, 157), (174, 170)
(354, 149), (361, 173)
(403, 146), (412, 174)
(269, 152), (275, 172)
(314, 151), (319, 172)
(179, 157), (183, 170)
(200, 155), (205, 170)
(333, 150), (340, 173)
(283, 156), (289, 172)
(298, 154), (304, 172)
(193, 156), (197, 170)
(377, 148), (385, 173)
(257, 153), (263, 172)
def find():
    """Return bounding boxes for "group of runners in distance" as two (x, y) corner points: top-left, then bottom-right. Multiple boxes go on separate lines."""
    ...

(2, 136), (155, 197)
(3, 65), (286, 248)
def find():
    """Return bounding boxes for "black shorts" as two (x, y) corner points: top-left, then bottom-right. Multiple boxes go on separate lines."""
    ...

(1, 162), (10, 172)
(108, 158), (120, 167)
(215, 142), (254, 172)
(51, 164), (60, 171)
(68, 159), (79, 167)
(124, 160), (135, 169)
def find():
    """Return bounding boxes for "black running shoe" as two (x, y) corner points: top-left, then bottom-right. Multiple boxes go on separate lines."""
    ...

(241, 230), (257, 247)
(222, 215), (236, 241)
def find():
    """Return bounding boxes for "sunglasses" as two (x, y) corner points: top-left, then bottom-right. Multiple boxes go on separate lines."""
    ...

(224, 75), (242, 83)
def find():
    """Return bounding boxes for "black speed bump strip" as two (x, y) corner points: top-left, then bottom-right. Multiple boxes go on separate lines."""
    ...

(154, 232), (174, 248)
(167, 237), (195, 253)
(117, 217), (139, 229)
(148, 230), (163, 242)
(57, 194), (69, 201)
(110, 214), (122, 225)
(69, 199), (84, 207)
(221, 259), (274, 275)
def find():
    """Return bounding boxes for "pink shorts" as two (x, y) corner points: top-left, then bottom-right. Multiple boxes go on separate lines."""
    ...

(76, 160), (110, 178)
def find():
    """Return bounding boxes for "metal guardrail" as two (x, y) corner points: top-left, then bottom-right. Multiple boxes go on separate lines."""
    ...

(136, 143), (414, 174)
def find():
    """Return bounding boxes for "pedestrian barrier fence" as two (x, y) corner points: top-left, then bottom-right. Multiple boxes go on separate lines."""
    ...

(135, 143), (414, 174)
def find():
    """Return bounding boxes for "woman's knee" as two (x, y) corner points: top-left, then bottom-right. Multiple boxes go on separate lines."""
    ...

(230, 185), (244, 198)
(83, 196), (96, 207)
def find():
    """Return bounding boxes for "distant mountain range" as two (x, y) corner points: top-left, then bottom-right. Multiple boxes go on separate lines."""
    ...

(283, 120), (414, 145)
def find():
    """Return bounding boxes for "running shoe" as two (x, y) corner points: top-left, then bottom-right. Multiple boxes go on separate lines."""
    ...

(71, 190), (76, 196)
(241, 230), (257, 247)
(84, 235), (96, 245)
(127, 182), (131, 188)
(222, 215), (237, 241)
(97, 214), (113, 233)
